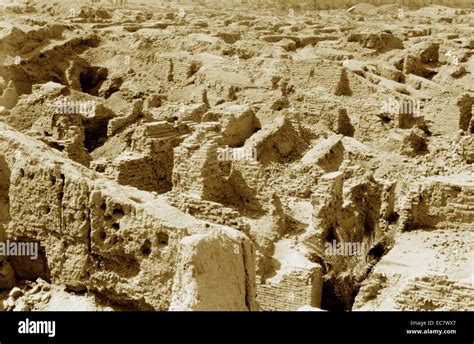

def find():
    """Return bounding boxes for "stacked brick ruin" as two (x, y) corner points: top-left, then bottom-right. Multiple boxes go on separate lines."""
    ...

(172, 123), (228, 201)
(304, 171), (344, 250)
(457, 94), (473, 163)
(0, 2), (471, 312)
(168, 119), (264, 231)
(169, 0), (473, 9)
(400, 98), (474, 229)
(395, 276), (474, 311)
(102, 120), (187, 193)
(257, 266), (323, 311)
(400, 175), (474, 230)
(398, 93), (474, 226)
(303, 170), (392, 249)
(256, 169), (396, 311)
(167, 194), (249, 232)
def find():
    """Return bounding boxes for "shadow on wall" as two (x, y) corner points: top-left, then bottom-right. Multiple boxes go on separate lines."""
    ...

(0, 154), (11, 242)
(8, 240), (51, 283)
(0, 155), (51, 284)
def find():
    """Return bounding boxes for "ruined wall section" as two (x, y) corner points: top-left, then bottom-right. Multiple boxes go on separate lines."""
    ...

(170, 228), (257, 311)
(103, 119), (190, 194)
(395, 276), (474, 311)
(172, 123), (230, 202)
(166, 192), (249, 232)
(0, 34), (101, 96)
(339, 175), (385, 241)
(303, 171), (344, 250)
(0, 122), (256, 310)
(196, 0), (473, 9)
(103, 152), (156, 192)
(151, 53), (201, 87)
(245, 115), (307, 164)
(257, 266), (323, 311)
(304, 170), (396, 249)
(400, 175), (474, 230)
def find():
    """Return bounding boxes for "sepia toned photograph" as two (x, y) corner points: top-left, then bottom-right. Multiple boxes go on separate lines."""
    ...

(0, 0), (472, 331)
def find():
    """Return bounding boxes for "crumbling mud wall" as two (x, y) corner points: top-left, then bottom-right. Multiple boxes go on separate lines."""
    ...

(401, 175), (474, 230)
(189, 0), (473, 10)
(0, 153), (14, 290)
(173, 124), (231, 202)
(257, 266), (323, 311)
(1, 33), (101, 96)
(170, 228), (257, 311)
(0, 122), (256, 310)
(394, 276), (474, 311)
(303, 171), (393, 251)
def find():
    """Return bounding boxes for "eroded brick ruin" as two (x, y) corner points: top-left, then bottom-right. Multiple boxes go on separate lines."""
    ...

(0, 0), (472, 311)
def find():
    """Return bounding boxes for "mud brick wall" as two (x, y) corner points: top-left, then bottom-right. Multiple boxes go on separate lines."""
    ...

(131, 121), (177, 150)
(401, 177), (474, 229)
(154, 55), (198, 84)
(257, 267), (323, 311)
(395, 276), (474, 311)
(459, 135), (474, 163)
(166, 191), (249, 232)
(173, 127), (229, 202)
(308, 171), (344, 248)
(198, 0), (474, 9)
(0, 123), (256, 310)
(129, 122), (178, 194)
(107, 99), (142, 136)
(105, 153), (158, 192)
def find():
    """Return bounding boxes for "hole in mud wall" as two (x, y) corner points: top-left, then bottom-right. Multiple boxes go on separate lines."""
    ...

(83, 118), (109, 152)
(50, 76), (63, 84)
(79, 66), (108, 96)
(8, 241), (51, 283)
(156, 232), (169, 247)
(387, 212), (399, 224)
(141, 240), (151, 256)
(49, 141), (65, 152)
(326, 227), (337, 243)
(112, 206), (125, 217)
(0, 155), (11, 241)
